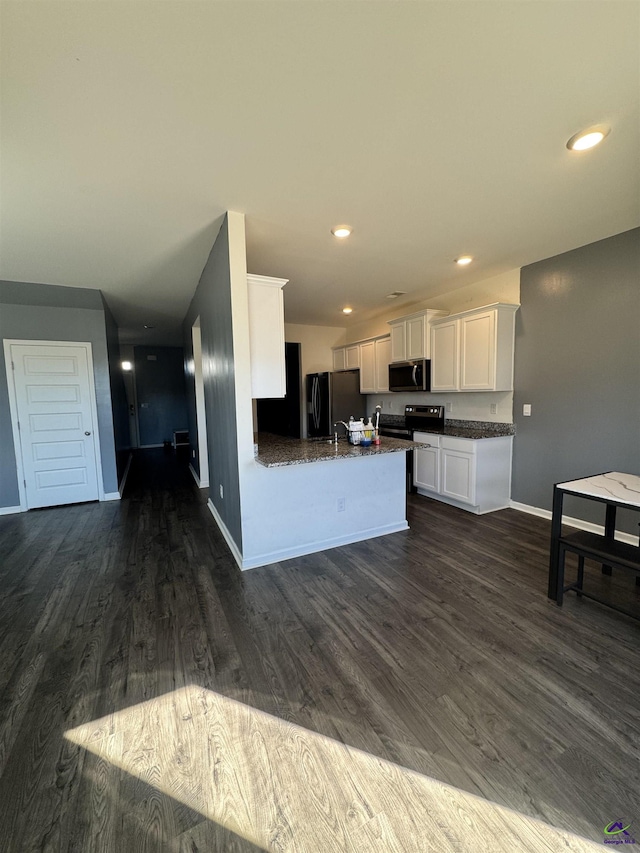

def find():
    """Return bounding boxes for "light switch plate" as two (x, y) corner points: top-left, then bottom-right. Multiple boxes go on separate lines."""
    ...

(523, 404), (532, 416)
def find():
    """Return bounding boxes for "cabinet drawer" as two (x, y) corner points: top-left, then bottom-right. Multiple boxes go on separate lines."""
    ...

(442, 436), (476, 453)
(413, 432), (441, 447)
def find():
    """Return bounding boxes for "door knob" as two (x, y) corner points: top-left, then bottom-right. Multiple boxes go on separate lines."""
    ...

(85, 431), (91, 436)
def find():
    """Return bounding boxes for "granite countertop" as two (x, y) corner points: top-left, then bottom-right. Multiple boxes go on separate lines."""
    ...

(381, 415), (515, 440)
(255, 433), (418, 468)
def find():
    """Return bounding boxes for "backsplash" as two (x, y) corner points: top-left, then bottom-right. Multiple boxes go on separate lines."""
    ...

(367, 391), (514, 424)
(379, 413), (515, 433)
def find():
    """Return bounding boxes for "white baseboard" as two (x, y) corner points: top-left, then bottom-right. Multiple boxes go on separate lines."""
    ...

(239, 521), (410, 571)
(510, 500), (639, 546)
(189, 463), (209, 489)
(205, 498), (409, 572)
(103, 491), (121, 502)
(118, 453), (133, 496)
(206, 499), (244, 567)
(0, 505), (24, 516)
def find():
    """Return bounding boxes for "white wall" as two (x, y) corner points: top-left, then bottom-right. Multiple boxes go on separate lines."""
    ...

(284, 322), (347, 438)
(284, 322), (347, 374)
(345, 269), (520, 344)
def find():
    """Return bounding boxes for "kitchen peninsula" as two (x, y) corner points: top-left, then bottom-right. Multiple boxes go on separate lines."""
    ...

(236, 433), (416, 570)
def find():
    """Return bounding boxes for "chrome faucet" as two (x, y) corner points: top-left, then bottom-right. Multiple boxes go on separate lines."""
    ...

(334, 421), (349, 443)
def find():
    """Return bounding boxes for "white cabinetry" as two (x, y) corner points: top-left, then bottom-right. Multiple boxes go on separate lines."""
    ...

(247, 274), (288, 398)
(388, 309), (448, 363)
(359, 341), (375, 393)
(413, 433), (513, 514)
(332, 343), (360, 371)
(430, 303), (519, 392)
(334, 336), (391, 393)
(332, 348), (346, 371)
(374, 336), (391, 393)
(358, 336), (391, 394)
(413, 432), (440, 492)
(441, 439), (475, 505)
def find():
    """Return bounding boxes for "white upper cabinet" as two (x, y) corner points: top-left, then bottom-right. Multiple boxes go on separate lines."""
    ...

(430, 319), (459, 391)
(332, 347), (346, 371)
(345, 344), (360, 369)
(247, 274), (288, 398)
(333, 343), (360, 371)
(359, 340), (376, 393)
(359, 336), (391, 394)
(388, 309), (448, 362)
(430, 303), (519, 392)
(374, 336), (391, 393)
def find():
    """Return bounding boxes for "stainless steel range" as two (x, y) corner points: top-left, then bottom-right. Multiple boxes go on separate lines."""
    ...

(405, 405), (445, 433)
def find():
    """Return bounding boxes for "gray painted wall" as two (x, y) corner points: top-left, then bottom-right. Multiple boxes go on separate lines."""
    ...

(512, 228), (640, 532)
(0, 281), (119, 506)
(182, 215), (243, 548)
(134, 346), (188, 447)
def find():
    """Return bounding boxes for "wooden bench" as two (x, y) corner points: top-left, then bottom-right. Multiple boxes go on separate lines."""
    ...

(556, 530), (640, 618)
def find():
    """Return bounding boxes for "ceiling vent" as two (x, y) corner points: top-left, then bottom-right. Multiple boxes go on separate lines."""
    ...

(386, 291), (406, 299)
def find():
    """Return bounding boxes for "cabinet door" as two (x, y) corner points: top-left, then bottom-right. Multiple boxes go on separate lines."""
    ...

(460, 310), (496, 390)
(389, 323), (406, 362)
(359, 341), (376, 393)
(441, 448), (475, 504)
(431, 320), (459, 391)
(248, 277), (286, 398)
(332, 348), (346, 371)
(374, 337), (391, 393)
(345, 344), (360, 369)
(414, 445), (440, 492)
(406, 316), (426, 360)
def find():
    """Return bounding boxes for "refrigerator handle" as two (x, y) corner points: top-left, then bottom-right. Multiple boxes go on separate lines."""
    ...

(312, 377), (320, 430)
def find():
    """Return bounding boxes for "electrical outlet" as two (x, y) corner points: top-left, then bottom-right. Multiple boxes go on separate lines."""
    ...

(446, 402), (452, 413)
(337, 497), (346, 512)
(490, 403), (497, 415)
(523, 404), (532, 416)
(219, 484), (224, 499)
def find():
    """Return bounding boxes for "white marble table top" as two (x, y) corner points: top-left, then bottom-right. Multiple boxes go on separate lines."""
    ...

(557, 472), (640, 508)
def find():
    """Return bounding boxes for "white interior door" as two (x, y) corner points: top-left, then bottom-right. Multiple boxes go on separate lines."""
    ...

(9, 343), (100, 508)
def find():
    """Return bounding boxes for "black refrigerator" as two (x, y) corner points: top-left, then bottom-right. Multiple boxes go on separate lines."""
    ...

(306, 370), (366, 438)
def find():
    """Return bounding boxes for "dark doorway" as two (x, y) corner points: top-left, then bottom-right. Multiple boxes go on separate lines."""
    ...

(256, 342), (302, 438)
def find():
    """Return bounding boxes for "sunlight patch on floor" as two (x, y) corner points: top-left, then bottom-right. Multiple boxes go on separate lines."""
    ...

(65, 686), (600, 851)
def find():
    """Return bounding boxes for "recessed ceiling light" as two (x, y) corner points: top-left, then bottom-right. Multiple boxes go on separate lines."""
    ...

(332, 226), (352, 238)
(386, 291), (407, 299)
(342, 307), (353, 314)
(566, 125), (610, 151)
(455, 256), (473, 265)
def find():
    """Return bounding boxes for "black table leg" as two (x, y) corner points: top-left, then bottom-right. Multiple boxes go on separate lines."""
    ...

(602, 503), (616, 575)
(548, 486), (564, 600)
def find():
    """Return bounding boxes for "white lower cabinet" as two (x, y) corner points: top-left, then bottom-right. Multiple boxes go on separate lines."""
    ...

(413, 437), (440, 492)
(413, 432), (512, 514)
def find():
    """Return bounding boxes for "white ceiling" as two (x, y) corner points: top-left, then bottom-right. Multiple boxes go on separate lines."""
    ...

(1, 2), (638, 346)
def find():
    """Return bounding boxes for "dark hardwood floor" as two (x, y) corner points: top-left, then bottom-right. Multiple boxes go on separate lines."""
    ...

(0, 449), (639, 851)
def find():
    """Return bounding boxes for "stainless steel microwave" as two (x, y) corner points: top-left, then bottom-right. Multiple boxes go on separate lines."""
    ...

(388, 359), (431, 392)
